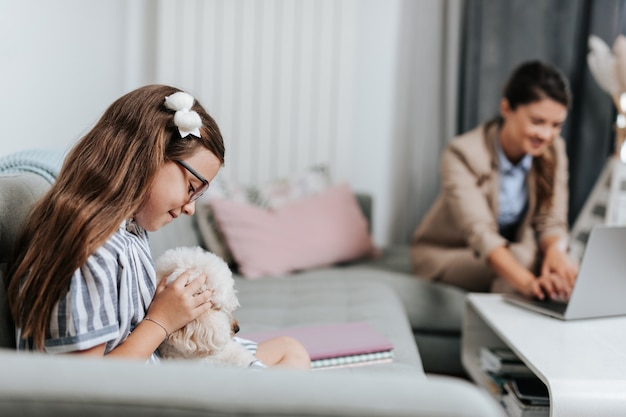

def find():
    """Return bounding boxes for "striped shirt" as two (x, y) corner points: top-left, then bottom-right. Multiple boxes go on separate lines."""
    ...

(17, 220), (159, 363)
(233, 336), (266, 368)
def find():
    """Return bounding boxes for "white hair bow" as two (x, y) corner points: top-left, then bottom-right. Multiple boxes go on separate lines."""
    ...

(164, 91), (202, 138)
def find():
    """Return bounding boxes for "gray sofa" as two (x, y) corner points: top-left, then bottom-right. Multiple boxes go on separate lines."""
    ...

(151, 192), (468, 376)
(0, 172), (504, 417)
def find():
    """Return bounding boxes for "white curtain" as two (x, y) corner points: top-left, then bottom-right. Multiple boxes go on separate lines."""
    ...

(128, 0), (463, 245)
(151, 0), (357, 185)
(386, 0), (464, 243)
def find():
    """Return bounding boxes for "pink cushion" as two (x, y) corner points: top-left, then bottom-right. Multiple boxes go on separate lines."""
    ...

(209, 183), (376, 278)
(195, 165), (331, 264)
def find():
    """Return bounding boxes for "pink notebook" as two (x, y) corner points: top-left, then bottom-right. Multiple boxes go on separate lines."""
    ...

(238, 321), (394, 360)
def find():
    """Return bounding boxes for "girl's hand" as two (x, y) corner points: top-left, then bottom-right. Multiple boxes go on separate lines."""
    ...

(146, 270), (214, 335)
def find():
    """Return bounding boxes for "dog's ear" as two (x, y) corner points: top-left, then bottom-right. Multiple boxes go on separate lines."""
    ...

(165, 320), (202, 357)
(201, 312), (233, 354)
(167, 312), (233, 357)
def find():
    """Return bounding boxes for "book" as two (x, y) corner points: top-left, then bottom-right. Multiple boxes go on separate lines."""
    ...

(501, 393), (549, 417)
(480, 346), (532, 376)
(311, 350), (394, 370)
(504, 377), (550, 406)
(483, 371), (508, 397)
(239, 321), (394, 369)
(499, 376), (550, 417)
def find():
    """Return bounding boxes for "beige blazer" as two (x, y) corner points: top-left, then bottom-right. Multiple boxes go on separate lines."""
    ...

(411, 123), (570, 283)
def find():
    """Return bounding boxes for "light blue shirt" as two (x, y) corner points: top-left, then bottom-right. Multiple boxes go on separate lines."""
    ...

(496, 139), (532, 228)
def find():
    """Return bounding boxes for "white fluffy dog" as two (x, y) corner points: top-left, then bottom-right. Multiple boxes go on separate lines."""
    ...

(154, 246), (258, 367)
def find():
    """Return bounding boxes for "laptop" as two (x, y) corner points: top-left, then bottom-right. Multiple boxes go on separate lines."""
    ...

(504, 225), (626, 320)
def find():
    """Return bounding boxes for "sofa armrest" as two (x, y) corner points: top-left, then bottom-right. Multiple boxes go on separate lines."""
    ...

(0, 173), (53, 349)
(0, 350), (504, 417)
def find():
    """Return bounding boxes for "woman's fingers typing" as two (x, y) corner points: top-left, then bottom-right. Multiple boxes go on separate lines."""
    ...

(537, 272), (571, 301)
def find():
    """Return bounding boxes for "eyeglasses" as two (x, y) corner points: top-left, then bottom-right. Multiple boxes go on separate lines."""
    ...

(176, 160), (209, 203)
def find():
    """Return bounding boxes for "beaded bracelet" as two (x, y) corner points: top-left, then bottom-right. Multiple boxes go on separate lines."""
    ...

(144, 316), (171, 339)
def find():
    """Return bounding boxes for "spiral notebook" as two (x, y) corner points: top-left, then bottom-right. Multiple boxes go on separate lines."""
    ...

(239, 321), (394, 369)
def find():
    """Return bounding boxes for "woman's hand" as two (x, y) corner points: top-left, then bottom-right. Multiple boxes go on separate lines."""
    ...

(520, 272), (571, 301)
(146, 270), (214, 336)
(519, 245), (577, 301)
(488, 244), (574, 300)
(539, 239), (578, 299)
(541, 242), (578, 282)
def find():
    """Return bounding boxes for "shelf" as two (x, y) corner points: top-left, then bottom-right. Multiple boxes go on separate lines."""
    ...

(461, 293), (626, 417)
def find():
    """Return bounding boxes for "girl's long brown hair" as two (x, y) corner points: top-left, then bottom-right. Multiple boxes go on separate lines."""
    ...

(7, 85), (224, 350)
(488, 61), (571, 211)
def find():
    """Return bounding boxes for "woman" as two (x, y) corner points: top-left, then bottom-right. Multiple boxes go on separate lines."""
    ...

(411, 61), (578, 300)
(7, 85), (309, 368)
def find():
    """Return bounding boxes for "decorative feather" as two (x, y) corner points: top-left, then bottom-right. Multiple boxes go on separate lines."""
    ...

(613, 35), (626, 98)
(587, 35), (621, 97)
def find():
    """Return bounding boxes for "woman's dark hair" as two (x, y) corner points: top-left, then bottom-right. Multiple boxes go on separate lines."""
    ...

(488, 60), (571, 212)
(503, 60), (572, 110)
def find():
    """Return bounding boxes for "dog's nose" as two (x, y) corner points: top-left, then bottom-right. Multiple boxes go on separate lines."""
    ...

(233, 322), (240, 334)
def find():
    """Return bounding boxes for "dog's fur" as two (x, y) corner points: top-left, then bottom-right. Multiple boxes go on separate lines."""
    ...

(154, 246), (257, 367)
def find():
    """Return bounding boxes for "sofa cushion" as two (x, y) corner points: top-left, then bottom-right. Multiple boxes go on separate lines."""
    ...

(210, 183), (376, 278)
(195, 164), (332, 263)
(233, 273), (423, 370)
(338, 245), (467, 333)
(231, 264), (466, 376)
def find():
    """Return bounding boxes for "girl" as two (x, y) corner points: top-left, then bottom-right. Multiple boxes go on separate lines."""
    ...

(7, 85), (309, 368)
(411, 61), (579, 300)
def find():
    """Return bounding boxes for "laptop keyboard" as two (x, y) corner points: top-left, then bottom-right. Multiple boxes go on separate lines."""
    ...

(526, 298), (568, 315)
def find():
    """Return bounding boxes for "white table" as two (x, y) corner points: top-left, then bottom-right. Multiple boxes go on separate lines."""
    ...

(461, 293), (626, 417)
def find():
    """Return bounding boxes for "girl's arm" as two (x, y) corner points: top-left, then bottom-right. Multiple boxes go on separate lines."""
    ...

(71, 320), (165, 360)
(71, 271), (214, 361)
